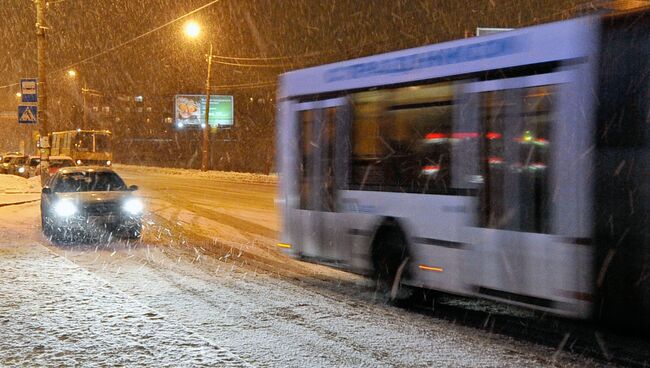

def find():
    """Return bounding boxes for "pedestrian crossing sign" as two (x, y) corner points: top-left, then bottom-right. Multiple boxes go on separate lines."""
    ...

(18, 105), (37, 124)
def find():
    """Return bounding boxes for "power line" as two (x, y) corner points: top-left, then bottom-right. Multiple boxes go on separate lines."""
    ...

(212, 51), (323, 62)
(52, 0), (323, 76)
(59, 0), (222, 72)
(212, 80), (276, 90)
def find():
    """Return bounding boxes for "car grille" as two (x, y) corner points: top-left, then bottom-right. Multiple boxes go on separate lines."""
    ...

(83, 201), (121, 216)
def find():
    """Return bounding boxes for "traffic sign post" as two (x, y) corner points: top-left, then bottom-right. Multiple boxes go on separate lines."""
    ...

(20, 78), (38, 103)
(18, 105), (37, 124)
(18, 78), (38, 125)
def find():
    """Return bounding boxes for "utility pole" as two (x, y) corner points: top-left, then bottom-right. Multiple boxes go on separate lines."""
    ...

(36, 0), (50, 184)
(82, 78), (88, 130)
(201, 43), (213, 172)
(36, 0), (48, 140)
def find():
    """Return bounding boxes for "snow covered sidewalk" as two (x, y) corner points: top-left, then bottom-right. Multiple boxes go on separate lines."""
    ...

(112, 164), (277, 185)
(0, 175), (41, 206)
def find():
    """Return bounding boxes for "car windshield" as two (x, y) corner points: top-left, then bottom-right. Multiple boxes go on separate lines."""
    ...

(52, 172), (126, 192)
(29, 158), (40, 166)
(2, 157), (12, 163)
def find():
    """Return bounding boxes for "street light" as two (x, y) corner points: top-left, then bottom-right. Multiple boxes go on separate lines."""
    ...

(67, 69), (87, 129)
(183, 20), (213, 172)
(184, 21), (201, 38)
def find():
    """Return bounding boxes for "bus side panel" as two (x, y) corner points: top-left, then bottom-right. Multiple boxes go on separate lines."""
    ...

(276, 99), (301, 257)
(339, 190), (476, 294)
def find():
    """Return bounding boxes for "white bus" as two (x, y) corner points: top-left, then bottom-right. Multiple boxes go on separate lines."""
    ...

(276, 9), (650, 330)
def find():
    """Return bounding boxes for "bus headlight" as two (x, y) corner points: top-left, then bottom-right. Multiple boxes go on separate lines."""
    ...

(17, 167), (25, 173)
(53, 200), (77, 217)
(122, 198), (143, 215)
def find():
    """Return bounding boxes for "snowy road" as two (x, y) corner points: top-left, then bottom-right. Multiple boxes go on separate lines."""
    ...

(0, 168), (607, 367)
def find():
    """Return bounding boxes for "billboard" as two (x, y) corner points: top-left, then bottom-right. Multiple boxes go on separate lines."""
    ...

(174, 94), (234, 128)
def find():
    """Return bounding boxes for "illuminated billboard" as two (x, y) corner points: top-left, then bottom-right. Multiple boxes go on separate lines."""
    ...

(174, 94), (234, 128)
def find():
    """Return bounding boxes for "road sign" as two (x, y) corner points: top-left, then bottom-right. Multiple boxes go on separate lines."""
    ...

(18, 105), (37, 124)
(20, 78), (37, 103)
(476, 27), (514, 37)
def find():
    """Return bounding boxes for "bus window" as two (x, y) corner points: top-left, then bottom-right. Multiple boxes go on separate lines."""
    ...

(321, 108), (336, 212)
(75, 133), (93, 152)
(351, 83), (454, 194)
(95, 134), (112, 152)
(351, 90), (385, 191)
(480, 85), (554, 234)
(388, 86), (454, 194)
(299, 110), (315, 210)
(63, 133), (71, 155)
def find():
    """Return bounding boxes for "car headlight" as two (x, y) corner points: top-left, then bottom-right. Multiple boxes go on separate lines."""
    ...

(17, 167), (25, 173)
(122, 198), (143, 215)
(53, 200), (77, 217)
(106, 160), (111, 166)
(76, 159), (82, 165)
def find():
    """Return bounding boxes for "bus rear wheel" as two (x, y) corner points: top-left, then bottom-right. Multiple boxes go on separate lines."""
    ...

(371, 222), (412, 303)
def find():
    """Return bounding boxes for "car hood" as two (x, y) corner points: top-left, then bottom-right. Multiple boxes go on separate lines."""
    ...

(54, 191), (134, 204)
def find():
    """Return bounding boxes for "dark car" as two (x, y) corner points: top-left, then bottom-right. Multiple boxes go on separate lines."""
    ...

(40, 167), (143, 242)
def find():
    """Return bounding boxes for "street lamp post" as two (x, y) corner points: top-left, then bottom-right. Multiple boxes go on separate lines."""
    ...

(68, 69), (103, 130)
(202, 43), (213, 172)
(184, 21), (212, 172)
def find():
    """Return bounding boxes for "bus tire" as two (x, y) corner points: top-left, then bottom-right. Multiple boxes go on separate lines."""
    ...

(371, 221), (412, 304)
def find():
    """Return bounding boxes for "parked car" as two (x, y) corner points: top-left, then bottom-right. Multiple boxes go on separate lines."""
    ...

(7, 156), (29, 178)
(46, 156), (76, 175)
(40, 166), (143, 241)
(26, 156), (41, 178)
(36, 155), (76, 185)
(0, 152), (24, 174)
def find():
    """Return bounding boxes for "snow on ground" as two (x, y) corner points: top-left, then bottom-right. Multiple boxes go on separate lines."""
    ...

(0, 174), (41, 194)
(0, 175), (41, 205)
(0, 202), (603, 367)
(113, 164), (277, 185)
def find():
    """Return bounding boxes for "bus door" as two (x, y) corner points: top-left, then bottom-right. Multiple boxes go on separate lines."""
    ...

(293, 98), (350, 261)
(460, 71), (593, 317)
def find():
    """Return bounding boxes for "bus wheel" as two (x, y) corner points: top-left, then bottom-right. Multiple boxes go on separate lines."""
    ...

(371, 222), (412, 304)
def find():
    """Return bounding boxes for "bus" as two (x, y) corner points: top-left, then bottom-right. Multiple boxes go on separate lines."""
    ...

(276, 9), (650, 330)
(49, 130), (113, 166)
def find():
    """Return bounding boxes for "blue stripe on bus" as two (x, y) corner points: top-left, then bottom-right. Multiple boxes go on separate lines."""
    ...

(324, 35), (526, 83)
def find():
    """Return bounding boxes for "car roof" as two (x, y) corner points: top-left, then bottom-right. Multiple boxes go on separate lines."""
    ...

(57, 166), (117, 175)
(48, 155), (74, 160)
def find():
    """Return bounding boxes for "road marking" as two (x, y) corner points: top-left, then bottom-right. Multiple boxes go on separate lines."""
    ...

(0, 199), (40, 208)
